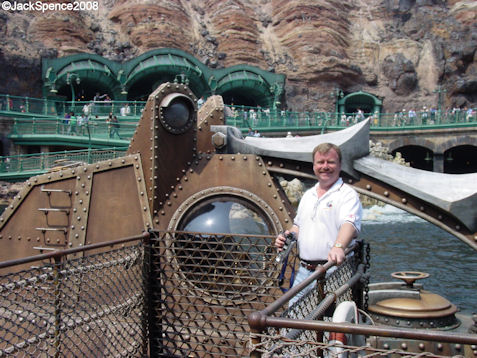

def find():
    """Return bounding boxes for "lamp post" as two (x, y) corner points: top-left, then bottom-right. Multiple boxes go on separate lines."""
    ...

(330, 88), (344, 124)
(66, 73), (81, 112)
(433, 85), (447, 123)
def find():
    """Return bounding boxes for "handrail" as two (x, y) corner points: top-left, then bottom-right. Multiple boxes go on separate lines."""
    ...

(2, 93), (475, 129)
(0, 231), (150, 269)
(248, 241), (477, 357)
(0, 147), (127, 175)
(0, 93), (146, 117)
(259, 243), (358, 316)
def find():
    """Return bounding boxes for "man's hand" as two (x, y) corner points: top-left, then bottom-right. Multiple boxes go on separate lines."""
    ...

(328, 246), (345, 265)
(275, 231), (288, 251)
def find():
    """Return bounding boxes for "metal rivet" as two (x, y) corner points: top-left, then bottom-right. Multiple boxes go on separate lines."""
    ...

(401, 198), (407, 204)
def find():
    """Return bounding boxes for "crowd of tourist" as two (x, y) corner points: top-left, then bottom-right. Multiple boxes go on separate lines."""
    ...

(226, 104), (476, 129)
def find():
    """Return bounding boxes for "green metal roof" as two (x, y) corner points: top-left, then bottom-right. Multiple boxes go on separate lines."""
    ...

(42, 48), (286, 104)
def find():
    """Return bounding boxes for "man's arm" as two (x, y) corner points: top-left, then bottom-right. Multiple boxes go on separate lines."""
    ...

(328, 222), (356, 265)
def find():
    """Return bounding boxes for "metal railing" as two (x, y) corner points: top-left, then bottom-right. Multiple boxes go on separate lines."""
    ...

(225, 105), (477, 134)
(2, 94), (475, 132)
(247, 242), (477, 357)
(0, 233), (150, 357)
(1, 232), (476, 356)
(0, 230), (289, 357)
(9, 117), (137, 141)
(0, 94), (146, 118)
(0, 148), (128, 174)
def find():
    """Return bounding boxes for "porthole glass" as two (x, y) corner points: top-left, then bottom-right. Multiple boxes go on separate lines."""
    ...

(173, 196), (275, 298)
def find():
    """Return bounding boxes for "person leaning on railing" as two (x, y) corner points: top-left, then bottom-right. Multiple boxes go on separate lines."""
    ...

(275, 143), (362, 304)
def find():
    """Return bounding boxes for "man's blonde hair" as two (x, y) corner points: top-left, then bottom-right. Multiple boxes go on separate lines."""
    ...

(312, 143), (342, 163)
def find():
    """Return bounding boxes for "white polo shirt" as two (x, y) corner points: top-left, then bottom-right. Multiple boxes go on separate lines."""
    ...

(294, 178), (362, 261)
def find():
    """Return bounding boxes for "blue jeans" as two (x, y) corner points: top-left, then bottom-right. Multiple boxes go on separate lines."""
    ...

(289, 266), (316, 306)
(289, 265), (337, 306)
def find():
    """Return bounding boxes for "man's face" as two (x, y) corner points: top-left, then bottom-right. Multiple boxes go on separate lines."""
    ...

(313, 149), (341, 188)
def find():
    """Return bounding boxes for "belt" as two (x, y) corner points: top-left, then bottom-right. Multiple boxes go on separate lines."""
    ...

(300, 259), (327, 271)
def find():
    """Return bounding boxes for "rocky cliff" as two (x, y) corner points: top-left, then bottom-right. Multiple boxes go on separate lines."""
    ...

(0, 0), (475, 112)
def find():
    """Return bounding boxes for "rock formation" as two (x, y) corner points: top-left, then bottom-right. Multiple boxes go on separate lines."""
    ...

(0, 0), (475, 112)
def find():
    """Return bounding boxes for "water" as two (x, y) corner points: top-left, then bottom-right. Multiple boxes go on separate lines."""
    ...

(362, 204), (477, 314)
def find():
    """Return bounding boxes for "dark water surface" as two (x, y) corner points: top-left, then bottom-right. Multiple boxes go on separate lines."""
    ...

(362, 205), (477, 314)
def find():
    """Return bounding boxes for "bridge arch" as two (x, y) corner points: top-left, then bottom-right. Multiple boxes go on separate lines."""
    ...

(339, 90), (382, 116)
(444, 144), (477, 173)
(387, 137), (436, 154)
(434, 135), (477, 154)
(388, 138), (436, 171)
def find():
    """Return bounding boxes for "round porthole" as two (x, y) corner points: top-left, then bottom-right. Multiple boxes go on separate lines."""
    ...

(168, 187), (282, 303)
(159, 93), (195, 134)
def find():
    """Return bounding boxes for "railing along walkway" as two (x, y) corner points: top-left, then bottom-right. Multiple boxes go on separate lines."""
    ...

(0, 93), (146, 118)
(0, 148), (127, 180)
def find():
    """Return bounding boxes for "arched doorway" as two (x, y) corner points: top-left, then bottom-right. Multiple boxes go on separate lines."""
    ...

(338, 91), (383, 119)
(444, 145), (477, 174)
(392, 145), (434, 171)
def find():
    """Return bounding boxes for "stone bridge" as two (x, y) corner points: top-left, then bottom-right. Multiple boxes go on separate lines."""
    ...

(369, 126), (477, 173)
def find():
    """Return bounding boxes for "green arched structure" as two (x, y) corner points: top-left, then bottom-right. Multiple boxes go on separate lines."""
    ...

(338, 90), (383, 116)
(42, 48), (286, 107)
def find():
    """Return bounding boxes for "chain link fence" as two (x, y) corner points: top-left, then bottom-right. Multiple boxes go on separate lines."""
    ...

(0, 238), (148, 357)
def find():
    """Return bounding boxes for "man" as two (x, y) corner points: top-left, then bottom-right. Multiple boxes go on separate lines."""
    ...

(275, 143), (362, 303)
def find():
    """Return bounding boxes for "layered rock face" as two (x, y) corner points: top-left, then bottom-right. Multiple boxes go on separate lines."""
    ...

(0, 0), (475, 112)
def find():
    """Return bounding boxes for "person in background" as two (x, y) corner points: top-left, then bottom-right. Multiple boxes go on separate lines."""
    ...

(120, 103), (130, 117)
(109, 115), (121, 139)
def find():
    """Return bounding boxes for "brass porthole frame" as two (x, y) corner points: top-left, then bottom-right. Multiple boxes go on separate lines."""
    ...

(166, 186), (283, 305)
